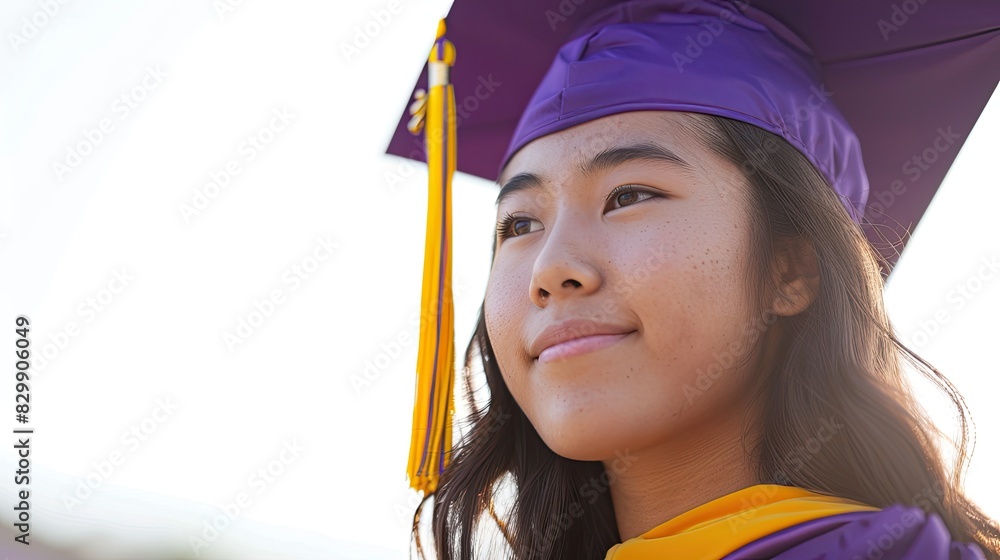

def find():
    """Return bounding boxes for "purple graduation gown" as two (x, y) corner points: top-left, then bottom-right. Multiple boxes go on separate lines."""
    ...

(723, 505), (986, 559)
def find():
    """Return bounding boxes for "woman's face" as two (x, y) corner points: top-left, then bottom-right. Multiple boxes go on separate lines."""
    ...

(484, 111), (770, 461)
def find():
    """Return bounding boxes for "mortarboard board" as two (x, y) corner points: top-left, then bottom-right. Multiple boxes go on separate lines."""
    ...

(387, 0), (1000, 493)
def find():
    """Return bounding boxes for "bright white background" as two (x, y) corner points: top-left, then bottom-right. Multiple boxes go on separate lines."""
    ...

(0, 1), (996, 559)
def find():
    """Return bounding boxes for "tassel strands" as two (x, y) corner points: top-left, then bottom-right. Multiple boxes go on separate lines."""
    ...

(406, 19), (457, 495)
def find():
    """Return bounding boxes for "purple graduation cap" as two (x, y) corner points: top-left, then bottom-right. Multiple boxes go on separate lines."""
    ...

(386, 0), (1000, 276)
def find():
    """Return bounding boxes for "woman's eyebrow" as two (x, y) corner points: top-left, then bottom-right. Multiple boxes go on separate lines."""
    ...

(583, 142), (692, 176)
(496, 142), (692, 208)
(495, 172), (542, 208)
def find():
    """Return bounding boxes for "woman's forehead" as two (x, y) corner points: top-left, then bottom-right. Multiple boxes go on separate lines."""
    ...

(498, 111), (712, 185)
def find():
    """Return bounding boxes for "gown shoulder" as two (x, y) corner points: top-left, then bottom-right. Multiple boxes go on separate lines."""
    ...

(724, 504), (987, 559)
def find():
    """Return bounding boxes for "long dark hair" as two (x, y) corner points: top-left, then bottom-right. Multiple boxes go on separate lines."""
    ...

(410, 113), (1000, 559)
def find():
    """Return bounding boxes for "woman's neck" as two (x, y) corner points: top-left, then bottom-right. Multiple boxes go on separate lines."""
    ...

(603, 404), (762, 541)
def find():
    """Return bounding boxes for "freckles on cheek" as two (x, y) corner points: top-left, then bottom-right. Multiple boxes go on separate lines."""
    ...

(641, 243), (743, 356)
(486, 255), (532, 315)
(484, 279), (526, 367)
(676, 225), (746, 301)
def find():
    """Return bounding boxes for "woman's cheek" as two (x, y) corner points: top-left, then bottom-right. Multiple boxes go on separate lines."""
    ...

(484, 274), (527, 377)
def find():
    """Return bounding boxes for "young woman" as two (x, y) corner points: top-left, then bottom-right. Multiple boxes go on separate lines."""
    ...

(386, 1), (1000, 558)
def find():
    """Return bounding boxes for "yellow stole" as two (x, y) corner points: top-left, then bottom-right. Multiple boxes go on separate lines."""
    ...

(604, 484), (879, 559)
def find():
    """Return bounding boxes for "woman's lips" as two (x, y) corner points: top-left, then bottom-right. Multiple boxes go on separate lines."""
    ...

(537, 331), (635, 363)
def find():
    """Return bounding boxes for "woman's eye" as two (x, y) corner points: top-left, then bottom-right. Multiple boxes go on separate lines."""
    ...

(607, 184), (657, 211)
(496, 213), (541, 240)
(496, 185), (658, 241)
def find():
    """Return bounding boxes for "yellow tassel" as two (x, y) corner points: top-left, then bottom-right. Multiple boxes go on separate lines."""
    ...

(406, 18), (457, 495)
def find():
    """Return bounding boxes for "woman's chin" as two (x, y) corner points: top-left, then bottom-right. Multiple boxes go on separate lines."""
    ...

(535, 421), (638, 463)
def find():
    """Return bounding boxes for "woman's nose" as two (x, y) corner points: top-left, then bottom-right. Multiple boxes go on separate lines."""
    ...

(528, 219), (602, 308)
